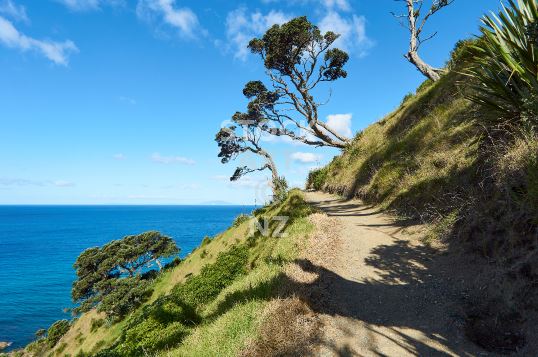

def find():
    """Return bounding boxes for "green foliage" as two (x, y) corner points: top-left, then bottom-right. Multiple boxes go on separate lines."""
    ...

(47, 320), (70, 348)
(72, 231), (178, 318)
(172, 245), (249, 307)
(307, 167), (328, 191)
(35, 328), (47, 338)
(248, 16), (348, 79)
(97, 277), (153, 320)
(201, 236), (212, 246)
(233, 214), (251, 227)
(113, 298), (199, 356)
(401, 92), (415, 105)
(273, 176), (289, 203)
(90, 319), (105, 333)
(466, 0), (538, 126)
(447, 39), (478, 70)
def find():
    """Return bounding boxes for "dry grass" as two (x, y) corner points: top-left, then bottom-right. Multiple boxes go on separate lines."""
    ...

(238, 213), (341, 356)
(238, 297), (321, 357)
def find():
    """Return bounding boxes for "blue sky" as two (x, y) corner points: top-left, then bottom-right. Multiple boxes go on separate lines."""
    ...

(0, 0), (497, 205)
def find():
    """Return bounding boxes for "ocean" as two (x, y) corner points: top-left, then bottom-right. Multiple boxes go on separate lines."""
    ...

(0, 205), (254, 350)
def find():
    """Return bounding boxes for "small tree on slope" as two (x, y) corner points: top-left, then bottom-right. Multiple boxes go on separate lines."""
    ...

(392, 0), (455, 81)
(245, 16), (351, 149)
(216, 113), (281, 197)
(72, 231), (179, 319)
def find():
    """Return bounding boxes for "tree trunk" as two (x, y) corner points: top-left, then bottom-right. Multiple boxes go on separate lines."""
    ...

(258, 149), (280, 197)
(405, 51), (441, 82)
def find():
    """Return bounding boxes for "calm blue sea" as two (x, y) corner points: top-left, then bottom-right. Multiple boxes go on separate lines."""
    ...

(0, 205), (254, 350)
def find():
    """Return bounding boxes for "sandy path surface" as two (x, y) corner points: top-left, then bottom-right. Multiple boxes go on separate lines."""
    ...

(303, 191), (489, 357)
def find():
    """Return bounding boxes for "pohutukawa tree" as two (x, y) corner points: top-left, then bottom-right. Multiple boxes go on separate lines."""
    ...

(72, 231), (179, 319)
(245, 16), (352, 149)
(215, 112), (280, 196)
(392, 0), (455, 81)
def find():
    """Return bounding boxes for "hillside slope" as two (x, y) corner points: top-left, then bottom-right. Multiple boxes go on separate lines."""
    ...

(308, 42), (538, 353)
(12, 191), (320, 357)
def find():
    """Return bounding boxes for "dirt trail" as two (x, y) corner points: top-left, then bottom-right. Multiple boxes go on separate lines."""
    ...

(303, 191), (488, 357)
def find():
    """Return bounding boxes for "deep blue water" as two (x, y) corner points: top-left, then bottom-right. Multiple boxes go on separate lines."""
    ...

(0, 205), (254, 350)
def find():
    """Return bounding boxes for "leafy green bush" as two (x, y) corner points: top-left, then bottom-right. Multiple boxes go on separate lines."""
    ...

(307, 167), (328, 190)
(201, 236), (212, 246)
(172, 245), (249, 306)
(90, 318), (105, 333)
(116, 320), (189, 356)
(401, 92), (414, 105)
(467, 0), (538, 126)
(97, 277), (153, 320)
(233, 214), (251, 227)
(46, 319), (70, 347)
(273, 176), (289, 203)
(101, 295), (200, 356)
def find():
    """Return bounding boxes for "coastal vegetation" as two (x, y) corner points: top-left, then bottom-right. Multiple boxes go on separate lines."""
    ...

(11, 190), (320, 356)
(307, 0), (538, 350)
(216, 16), (350, 197)
(6, 0), (538, 355)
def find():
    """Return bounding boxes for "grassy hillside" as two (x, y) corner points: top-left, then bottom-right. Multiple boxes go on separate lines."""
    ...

(308, 40), (538, 350)
(12, 191), (315, 357)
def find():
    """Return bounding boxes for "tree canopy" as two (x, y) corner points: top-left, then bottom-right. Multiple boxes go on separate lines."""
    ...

(72, 231), (179, 319)
(215, 110), (280, 196)
(245, 16), (351, 149)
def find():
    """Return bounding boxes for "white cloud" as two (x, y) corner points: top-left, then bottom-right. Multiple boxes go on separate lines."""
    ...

(326, 113), (352, 138)
(56, 0), (124, 11)
(57, 0), (99, 10)
(225, 7), (291, 61)
(290, 152), (322, 163)
(0, 0), (28, 22)
(0, 16), (78, 65)
(318, 11), (373, 56)
(136, 0), (200, 39)
(151, 152), (195, 165)
(0, 177), (75, 187)
(119, 96), (136, 105)
(53, 180), (75, 187)
(113, 153), (126, 160)
(322, 0), (350, 12)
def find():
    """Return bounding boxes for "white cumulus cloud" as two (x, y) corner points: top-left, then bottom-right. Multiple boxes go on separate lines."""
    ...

(0, 16), (78, 65)
(151, 152), (195, 165)
(290, 152), (322, 164)
(224, 7), (291, 61)
(136, 0), (201, 39)
(326, 113), (352, 139)
(319, 11), (373, 57)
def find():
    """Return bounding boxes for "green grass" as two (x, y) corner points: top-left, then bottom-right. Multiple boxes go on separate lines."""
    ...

(32, 190), (313, 357)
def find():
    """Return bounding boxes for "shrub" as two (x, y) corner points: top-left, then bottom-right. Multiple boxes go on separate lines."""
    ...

(466, 0), (538, 126)
(307, 168), (328, 191)
(273, 176), (289, 203)
(201, 236), (212, 246)
(172, 245), (249, 306)
(164, 257), (182, 270)
(90, 318), (105, 333)
(117, 320), (189, 356)
(46, 319), (70, 348)
(233, 214), (251, 227)
(401, 92), (414, 105)
(97, 277), (153, 321)
(105, 295), (200, 356)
